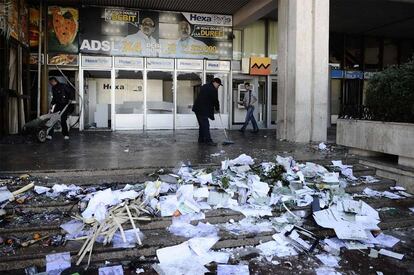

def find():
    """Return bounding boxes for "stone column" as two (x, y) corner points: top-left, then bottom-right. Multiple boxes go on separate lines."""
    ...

(276, 0), (329, 142)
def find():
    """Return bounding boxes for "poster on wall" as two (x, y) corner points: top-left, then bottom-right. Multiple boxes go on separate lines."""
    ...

(47, 6), (79, 53)
(20, 0), (29, 46)
(79, 7), (233, 59)
(29, 7), (40, 48)
(48, 53), (78, 66)
(8, 0), (19, 41)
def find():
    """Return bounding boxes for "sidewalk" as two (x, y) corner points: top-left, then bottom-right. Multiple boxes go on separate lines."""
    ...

(0, 130), (345, 172)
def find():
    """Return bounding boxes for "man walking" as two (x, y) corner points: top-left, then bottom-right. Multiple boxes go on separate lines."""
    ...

(239, 82), (259, 133)
(48, 77), (75, 140)
(192, 78), (221, 146)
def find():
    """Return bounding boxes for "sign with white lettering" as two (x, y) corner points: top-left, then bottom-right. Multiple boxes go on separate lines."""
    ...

(177, 59), (203, 70)
(114, 57), (144, 69)
(206, 60), (230, 71)
(81, 56), (112, 67)
(79, 7), (233, 59)
(146, 58), (174, 70)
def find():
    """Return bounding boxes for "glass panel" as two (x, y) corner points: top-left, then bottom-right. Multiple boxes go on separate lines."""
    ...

(400, 40), (414, 64)
(271, 80), (277, 125)
(344, 36), (362, 70)
(115, 70), (143, 115)
(232, 78), (245, 124)
(147, 71), (173, 114)
(83, 70), (112, 129)
(364, 37), (380, 71)
(268, 20), (278, 60)
(330, 79), (341, 115)
(232, 30), (242, 60)
(177, 72), (202, 114)
(383, 39), (398, 67)
(242, 20), (265, 58)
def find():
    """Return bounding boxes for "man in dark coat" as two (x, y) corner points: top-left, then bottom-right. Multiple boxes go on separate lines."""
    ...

(48, 77), (75, 140)
(192, 78), (221, 146)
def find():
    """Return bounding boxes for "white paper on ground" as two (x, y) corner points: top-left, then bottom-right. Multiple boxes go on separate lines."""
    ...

(382, 191), (403, 200)
(319, 142), (327, 150)
(256, 240), (297, 258)
(315, 267), (342, 275)
(316, 253), (340, 267)
(154, 262), (208, 275)
(390, 186), (406, 191)
(46, 252), (71, 274)
(169, 221), (218, 238)
(229, 154), (254, 166)
(98, 265), (124, 275)
(344, 241), (368, 250)
(144, 181), (162, 198)
(188, 236), (220, 256)
(81, 188), (121, 221)
(378, 249), (404, 260)
(217, 264), (250, 275)
(361, 175), (380, 183)
(159, 195), (178, 217)
(156, 242), (193, 265)
(375, 233), (400, 248)
(409, 207), (414, 213)
(197, 173), (213, 185)
(398, 191), (413, 198)
(60, 220), (84, 235)
(0, 187), (13, 203)
(34, 186), (50, 194)
(231, 205), (272, 217)
(112, 229), (144, 248)
(206, 251), (230, 264)
(322, 173), (340, 183)
(194, 187), (209, 198)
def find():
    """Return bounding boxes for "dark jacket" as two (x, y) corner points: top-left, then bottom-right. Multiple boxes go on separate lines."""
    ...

(51, 83), (74, 111)
(192, 83), (220, 120)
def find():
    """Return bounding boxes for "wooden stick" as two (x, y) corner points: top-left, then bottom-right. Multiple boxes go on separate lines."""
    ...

(10, 183), (34, 201)
(125, 204), (142, 245)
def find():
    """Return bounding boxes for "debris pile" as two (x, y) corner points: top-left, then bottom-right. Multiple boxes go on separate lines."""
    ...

(0, 153), (411, 274)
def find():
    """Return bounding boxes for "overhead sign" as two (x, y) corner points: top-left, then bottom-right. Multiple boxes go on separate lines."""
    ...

(81, 56), (112, 67)
(48, 53), (78, 66)
(345, 71), (363, 79)
(249, 57), (271, 75)
(206, 60), (230, 71)
(79, 7), (233, 59)
(146, 58), (174, 70)
(177, 59), (203, 70)
(114, 57), (144, 69)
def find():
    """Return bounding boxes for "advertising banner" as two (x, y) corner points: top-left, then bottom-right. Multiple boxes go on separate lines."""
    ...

(79, 7), (233, 60)
(8, 0), (19, 41)
(29, 7), (40, 48)
(48, 53), (78, 66)
(20, 0), (29, 46)
(47, 6), (79, 53)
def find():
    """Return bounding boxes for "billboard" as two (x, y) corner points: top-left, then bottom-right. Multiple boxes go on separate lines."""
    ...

(79, 7), (233, 60)
(47, 6), (79, 53)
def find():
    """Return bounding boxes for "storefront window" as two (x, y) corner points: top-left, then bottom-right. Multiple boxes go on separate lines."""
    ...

(115, 70), (143, 115)
(233, 30), (242, 60)
(344, 36), (362, 70)
(383, 39), (398, 67)
(83, 70), (112, 129)
(364, 37), (380, 71)
(176, 72), (202, 115)
(400, 40), (414, 64)
(242, 20), (265, 58)
(268, 20), (278, 60)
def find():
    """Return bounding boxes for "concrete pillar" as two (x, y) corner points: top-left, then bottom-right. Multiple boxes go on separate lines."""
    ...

(276, 0), (329, 142)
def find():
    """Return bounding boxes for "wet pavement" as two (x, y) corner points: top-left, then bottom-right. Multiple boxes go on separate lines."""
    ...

(0, 130), (346, 172)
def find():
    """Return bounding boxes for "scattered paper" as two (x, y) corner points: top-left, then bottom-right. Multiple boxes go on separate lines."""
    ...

(378, 249), (404, 260)
(217, 264), (249, 275)
(0, 187), (13, 203)
(318, 142), (327, 150)
(316, 254), (340, 267)
(99, 265), (124, 275)
(46, 252), (71, 275)
(34, 186), (51, 194)
(374, 233), (400, 248)
(315, 267), (341, 275)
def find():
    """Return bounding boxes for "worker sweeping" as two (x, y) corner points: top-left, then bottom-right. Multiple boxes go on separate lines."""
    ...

(192, 78), (221, 146)
(47, 77), (75, 140)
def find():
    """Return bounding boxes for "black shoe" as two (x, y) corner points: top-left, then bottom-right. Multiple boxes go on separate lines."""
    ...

(251, 129), (259, 133)
(205, 141), (218, 146)
(239, 128), (245, 133)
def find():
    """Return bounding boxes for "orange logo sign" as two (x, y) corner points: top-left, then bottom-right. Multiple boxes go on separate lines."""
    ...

(250, 57), (271, 75)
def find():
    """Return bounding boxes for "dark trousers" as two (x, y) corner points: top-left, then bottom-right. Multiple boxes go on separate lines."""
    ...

(50, 104), (74, 136)
(196, 114), (212, 143)
(241, 105), (258, 131)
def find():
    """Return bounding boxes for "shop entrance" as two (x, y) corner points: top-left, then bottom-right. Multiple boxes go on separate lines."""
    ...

(176, 72), (203, 129)
(82, 70), (112, 130)
(231, 75), (269, 130)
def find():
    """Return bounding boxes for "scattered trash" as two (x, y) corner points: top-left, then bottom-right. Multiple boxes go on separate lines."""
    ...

(217, 264), (249, 275)
(318, 143), (327, 150)
(98, 265), (124, 275)
(378, 249), (404, 260)
(46, 252), (71, 275)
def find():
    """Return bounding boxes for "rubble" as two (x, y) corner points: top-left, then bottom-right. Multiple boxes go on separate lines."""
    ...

(0, 153), (411, 274)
